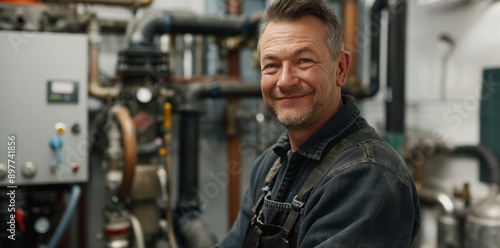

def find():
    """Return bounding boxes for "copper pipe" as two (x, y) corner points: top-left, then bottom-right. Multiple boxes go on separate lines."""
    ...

(43, 0), (153, 7)
(227, 104), (241, 227)
(226, 0), (242, 15)
(88, 20), (120, 99)
(226, 0), (242, 229)
(343, 0), (358, 81)
(114, 106), (137, 198)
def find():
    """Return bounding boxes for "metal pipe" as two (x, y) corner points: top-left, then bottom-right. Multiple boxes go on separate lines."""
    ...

(226, 0), (242, 228)
(418, 188), (454, 214)
(176, 82), (260, 224)
(178, 109), (200, 207)
(343, 0), (358, 82)
(342, 0), (383, 99)
(88, 19), (121, 99)
(385, 0), (407, 135)
(181, 82), (261, 108)
(128, 10), (259, 46)
(42, 0), (153, 7)
(178, 217), (218, 248)
(113, 106), (137, 198)
(454, 145), (500, 185)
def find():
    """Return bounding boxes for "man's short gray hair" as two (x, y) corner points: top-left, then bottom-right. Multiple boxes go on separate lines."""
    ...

(259, 0), (344, 60)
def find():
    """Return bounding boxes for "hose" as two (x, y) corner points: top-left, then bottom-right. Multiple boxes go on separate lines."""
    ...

(128, 214), (145, 248)
(46, 185), (81, 248)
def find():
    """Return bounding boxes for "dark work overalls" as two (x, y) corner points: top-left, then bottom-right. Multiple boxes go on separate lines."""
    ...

(242, 128), (383, 248)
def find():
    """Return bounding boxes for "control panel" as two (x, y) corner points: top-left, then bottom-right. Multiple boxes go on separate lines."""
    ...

(0, 31), (89, 185)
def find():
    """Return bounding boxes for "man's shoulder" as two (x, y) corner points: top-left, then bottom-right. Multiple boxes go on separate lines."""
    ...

(326, 138), (414, 188)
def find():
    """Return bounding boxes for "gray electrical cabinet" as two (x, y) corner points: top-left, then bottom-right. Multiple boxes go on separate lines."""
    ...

(0, 31), (89, 185)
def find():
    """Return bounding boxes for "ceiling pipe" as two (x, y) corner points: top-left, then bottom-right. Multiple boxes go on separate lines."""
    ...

(127, 10), (259, 46)
(42, 0), (153, 7)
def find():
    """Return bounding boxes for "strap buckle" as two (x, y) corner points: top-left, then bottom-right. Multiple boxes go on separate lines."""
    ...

(261, 185), (270, 193)
(292, 195), (305, 211)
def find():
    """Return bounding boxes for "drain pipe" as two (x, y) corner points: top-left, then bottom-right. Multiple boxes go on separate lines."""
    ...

(127, 10), (259, 46)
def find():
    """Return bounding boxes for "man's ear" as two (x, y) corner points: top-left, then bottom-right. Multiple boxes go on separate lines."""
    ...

(336, 51), (351, 87)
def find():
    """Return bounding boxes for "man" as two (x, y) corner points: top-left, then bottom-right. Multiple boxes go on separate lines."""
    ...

(216, 0), (420, 247)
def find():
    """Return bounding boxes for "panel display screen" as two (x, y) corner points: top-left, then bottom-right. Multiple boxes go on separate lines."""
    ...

(47, 81), (78, 103)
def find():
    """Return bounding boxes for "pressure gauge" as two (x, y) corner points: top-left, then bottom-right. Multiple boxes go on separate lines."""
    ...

(136, 87), (153, 103)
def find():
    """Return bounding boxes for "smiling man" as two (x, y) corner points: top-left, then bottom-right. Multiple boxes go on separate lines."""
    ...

(216, 0), (420, 247)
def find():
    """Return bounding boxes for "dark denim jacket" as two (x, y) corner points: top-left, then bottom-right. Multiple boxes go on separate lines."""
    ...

(216, 96), (420, 247)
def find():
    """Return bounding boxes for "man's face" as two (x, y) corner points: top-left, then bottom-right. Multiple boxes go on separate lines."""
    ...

(259, 16), (347, 130)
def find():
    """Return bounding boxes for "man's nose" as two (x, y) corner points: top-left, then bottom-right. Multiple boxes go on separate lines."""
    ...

(277, 63), (299, 88)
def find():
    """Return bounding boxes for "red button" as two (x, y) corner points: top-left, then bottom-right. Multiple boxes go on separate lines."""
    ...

(71, 163), (79, 173)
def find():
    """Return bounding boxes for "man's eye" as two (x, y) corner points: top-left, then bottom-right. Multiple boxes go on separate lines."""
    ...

(263, 64), (278, 70)
(299, 58), (312, 64)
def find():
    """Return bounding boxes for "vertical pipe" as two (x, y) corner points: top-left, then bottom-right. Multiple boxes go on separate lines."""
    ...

(226, 0), (242, 229)
(343, 0), (358, 81)
(179, 109), (200, 206)
(385, 0), (406, 152)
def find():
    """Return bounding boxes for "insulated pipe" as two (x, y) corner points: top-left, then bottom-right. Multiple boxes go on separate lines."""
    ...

(385, 0), (407, 152)
(114, 106), (137, 198)
(176, 82), (261, 213)
(184, 82), (261, 101)
(128, 10), (259, 46)
(385, 0), (407, 135)
(43, 0), (153, 7)
(178, 109), (200, 206)
(179, 218), (218, 248)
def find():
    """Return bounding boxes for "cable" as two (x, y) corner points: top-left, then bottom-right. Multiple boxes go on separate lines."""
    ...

(46, 185), (81, 248)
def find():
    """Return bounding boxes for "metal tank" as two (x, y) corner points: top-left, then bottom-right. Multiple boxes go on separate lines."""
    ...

(465, 186), (500, 248)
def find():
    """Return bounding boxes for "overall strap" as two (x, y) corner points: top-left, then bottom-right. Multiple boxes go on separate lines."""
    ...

(281, 128), (383, 234)
(250, 158), (282, 224)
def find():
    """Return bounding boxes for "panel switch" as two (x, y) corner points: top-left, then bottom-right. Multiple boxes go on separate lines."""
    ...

(21, 162), (37, 178)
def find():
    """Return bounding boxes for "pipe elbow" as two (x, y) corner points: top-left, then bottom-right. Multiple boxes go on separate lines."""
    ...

(89, 82), (121, 99)
(419, 189), (455, 215)
(129, 10), (170, 46)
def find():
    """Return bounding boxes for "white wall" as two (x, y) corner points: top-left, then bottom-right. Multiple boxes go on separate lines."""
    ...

(359, 0), (500, 247)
